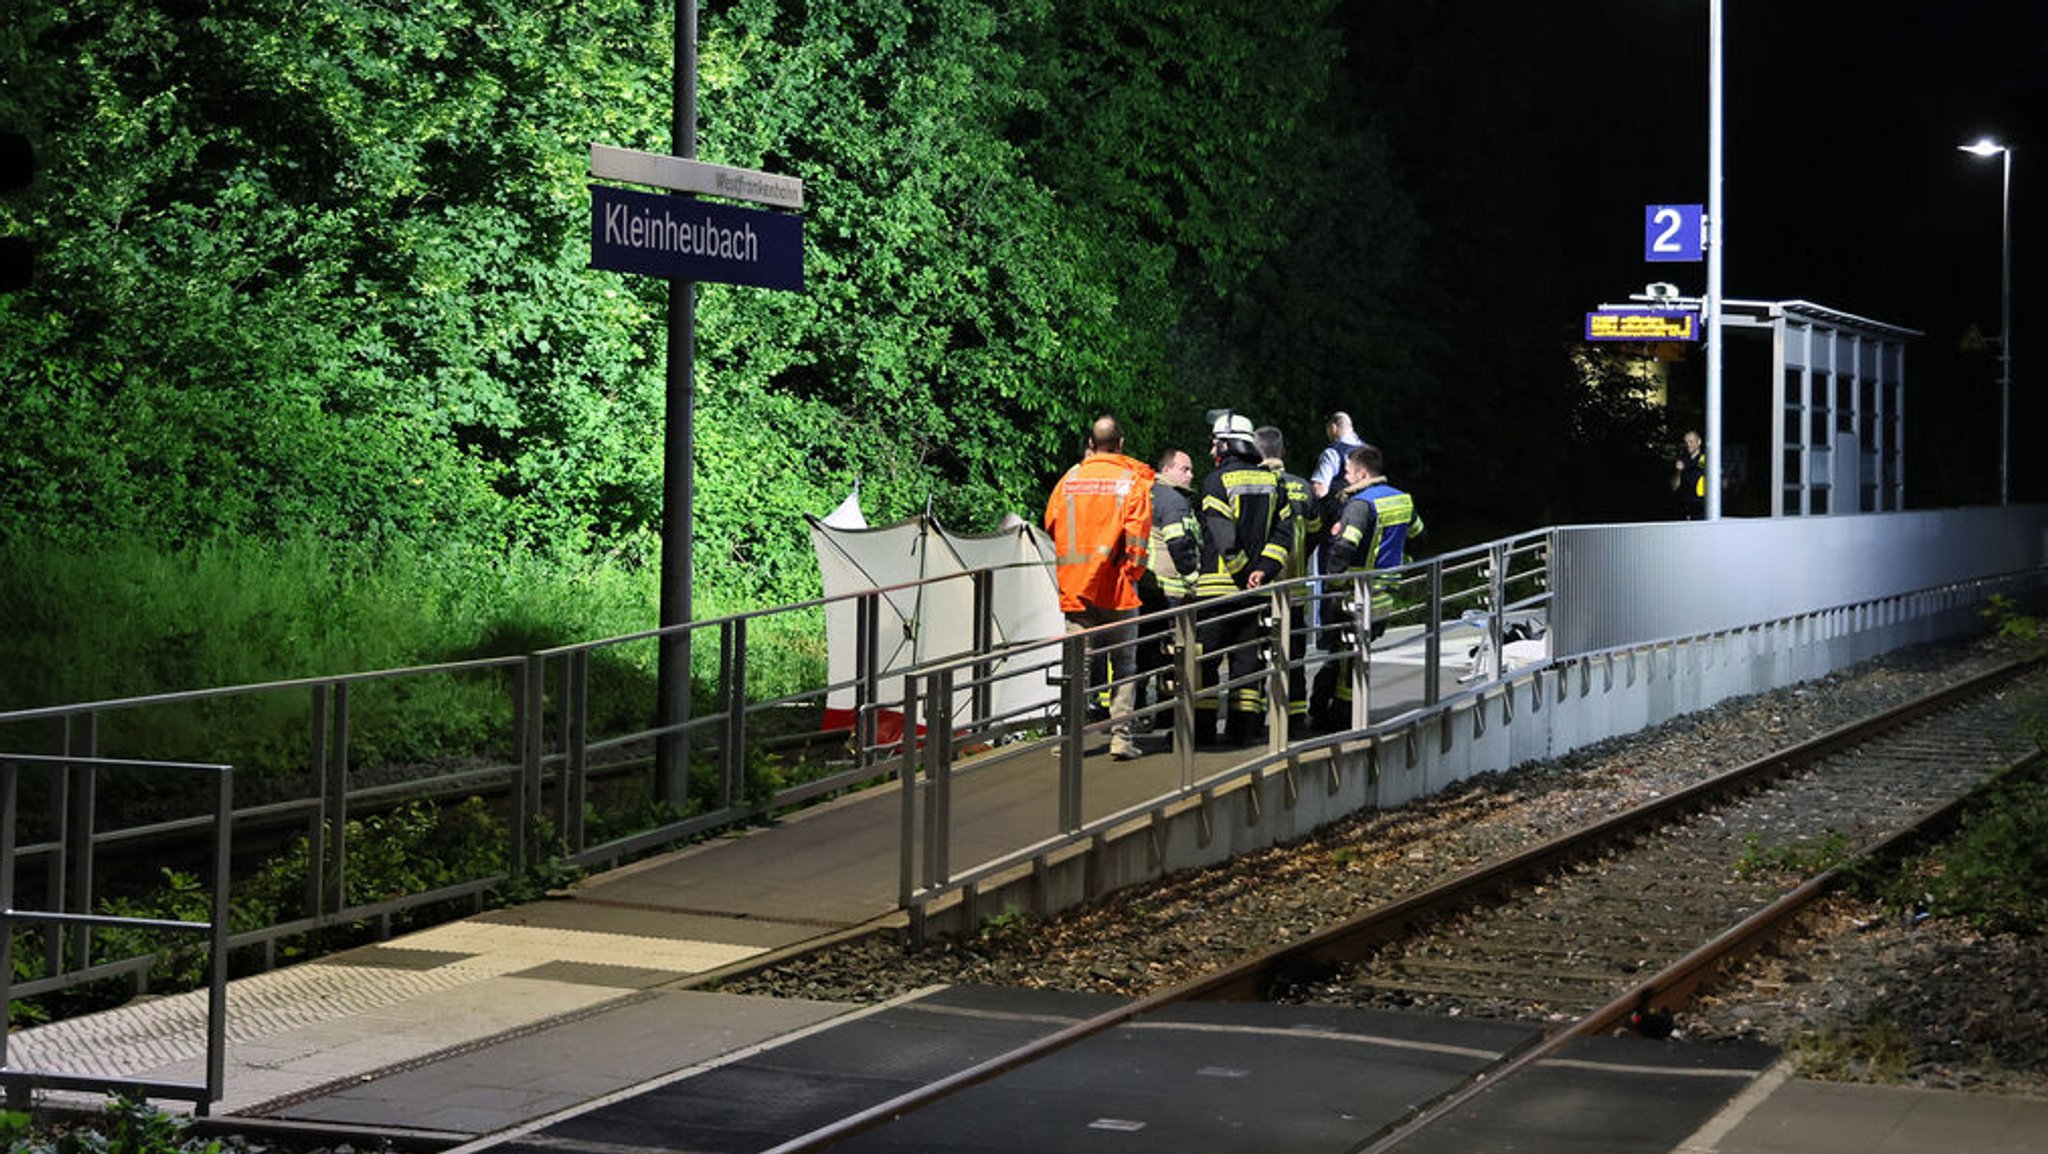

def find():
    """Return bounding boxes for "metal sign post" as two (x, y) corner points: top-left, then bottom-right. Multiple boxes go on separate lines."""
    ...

(1705, 0), (1725, 520)
(599, 0), (808, 803)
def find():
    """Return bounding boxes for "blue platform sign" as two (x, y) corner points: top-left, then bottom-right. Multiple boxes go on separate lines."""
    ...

(1644, 204), (1704, 263)
(590, 184), (804, 291)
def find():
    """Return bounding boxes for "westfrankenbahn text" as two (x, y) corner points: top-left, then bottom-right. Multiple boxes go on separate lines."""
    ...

(605, 201), (761, 263)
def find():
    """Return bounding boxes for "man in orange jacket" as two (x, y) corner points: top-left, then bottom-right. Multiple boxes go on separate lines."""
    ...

(1044, 415), (1154, 760)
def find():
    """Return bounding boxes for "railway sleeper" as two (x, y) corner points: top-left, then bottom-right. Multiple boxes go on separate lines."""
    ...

(1375, 956), (1663, 986)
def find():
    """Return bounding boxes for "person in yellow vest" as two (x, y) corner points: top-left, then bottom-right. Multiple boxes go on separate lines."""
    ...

(1671, 429), (1707, 520)
(1256, 425), (1323, 736)
(1044, 416), (1154, 760)
(1192, 412), (1292, 748)
(1135, 447), (1200, 726)
(1313, 444), (1423, 732)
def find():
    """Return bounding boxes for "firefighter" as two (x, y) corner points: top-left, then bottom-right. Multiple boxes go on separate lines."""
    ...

(1191, 412), (1292, 747)
(1256, 425), (1323, 736)
(1314, 443), (1424, 731)
(1136, 447), (1201, 721)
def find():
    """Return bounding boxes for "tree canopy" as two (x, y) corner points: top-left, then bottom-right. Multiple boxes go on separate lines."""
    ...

(0, 0), (1665, 610)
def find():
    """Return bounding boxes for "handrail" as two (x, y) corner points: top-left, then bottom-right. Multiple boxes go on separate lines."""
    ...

(881, 536), (2045, 937)
(0, 754), (233, 1113)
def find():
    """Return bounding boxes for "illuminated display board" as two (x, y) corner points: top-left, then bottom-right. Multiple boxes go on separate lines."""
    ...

(1584, 308), (1699, 342)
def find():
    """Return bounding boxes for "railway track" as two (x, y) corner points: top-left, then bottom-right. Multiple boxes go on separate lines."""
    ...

(749, 656), (2042, 1153)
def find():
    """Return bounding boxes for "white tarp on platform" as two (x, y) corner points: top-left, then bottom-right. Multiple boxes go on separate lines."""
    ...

(809, 494), (1063, 738)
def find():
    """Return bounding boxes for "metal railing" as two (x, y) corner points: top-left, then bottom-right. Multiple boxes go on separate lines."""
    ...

(878, 513), (2048, 934)
(0, 526), (1550, 1019)
(0, 753), (232, 1112)
(0, 559), (1064, 998)
(881, 529), (1555, 932)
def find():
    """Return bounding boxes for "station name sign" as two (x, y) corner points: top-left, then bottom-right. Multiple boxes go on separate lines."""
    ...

(590, 184), (804, 292)
(587, 143), (804, 291)
(1584, 308), (1699, 342)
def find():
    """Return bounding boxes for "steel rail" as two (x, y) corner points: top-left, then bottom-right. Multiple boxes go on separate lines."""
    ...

(758, 654), (2040, 1153)
(1356, 716), (2043, 1151)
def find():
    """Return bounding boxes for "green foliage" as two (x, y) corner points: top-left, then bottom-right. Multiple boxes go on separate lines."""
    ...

(0, 0), (668, 558)
(1982, 595), (2043, 649)
(0, 533), (664, 769)
(326, 797), (510, 906)
(1788, 1015), (1916, 1083)
(1733, 829), (1853, 879)
(976, 905), (1031, 943)
(1553, 349), (1690, 525)
(1898, 779), (2048, 935)
(96, 868), (269, 992)
(0, 1095), (229, 1154)
(0, 0), (1441, 614)
(0, 0), (1670, 716)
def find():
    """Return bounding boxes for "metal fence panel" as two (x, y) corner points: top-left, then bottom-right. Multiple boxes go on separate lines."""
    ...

(1552, 507), (2048, 657)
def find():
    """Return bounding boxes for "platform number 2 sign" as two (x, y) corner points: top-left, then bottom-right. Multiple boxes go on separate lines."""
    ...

(1645, 204), (1704, 263)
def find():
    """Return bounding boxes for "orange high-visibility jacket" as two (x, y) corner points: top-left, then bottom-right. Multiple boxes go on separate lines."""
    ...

(1044, 452), (1154, 612)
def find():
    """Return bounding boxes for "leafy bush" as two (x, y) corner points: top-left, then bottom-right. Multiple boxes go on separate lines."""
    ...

(1901, 779), (2048, 935)
(1, 1096), (239, 1154)
(224, 798), (513, 928)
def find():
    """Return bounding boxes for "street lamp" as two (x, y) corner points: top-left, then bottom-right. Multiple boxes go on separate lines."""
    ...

(1705, 0), (1724, 518)
(1960, 137), (2013, 505)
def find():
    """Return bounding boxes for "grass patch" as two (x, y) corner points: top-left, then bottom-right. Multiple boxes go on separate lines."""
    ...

(1732, 828), (1852, 879)
(1868, 775), (2048, 935)
(0, 532), (829, 775)
(0, 533), (662, 710)
(1788, 1015), (1917, 1082)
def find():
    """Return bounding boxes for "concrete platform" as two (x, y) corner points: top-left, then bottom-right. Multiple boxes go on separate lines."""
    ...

(8, 833), (2043, 1154)
(1681, 1067), (2048, 1154)
(448, 986), (1789, 1154)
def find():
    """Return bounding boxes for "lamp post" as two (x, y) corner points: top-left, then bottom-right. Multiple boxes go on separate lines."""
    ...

(1705, 0), (1724, 518)
(1960, 138), (2013, 505)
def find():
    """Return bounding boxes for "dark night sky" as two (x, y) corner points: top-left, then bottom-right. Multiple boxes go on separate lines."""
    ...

(1552, 2), (2046, 329)
(1509, 1), (2048, 502)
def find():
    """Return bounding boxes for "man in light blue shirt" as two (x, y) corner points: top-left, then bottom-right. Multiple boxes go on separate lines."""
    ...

(1307, 411), (1364, 635)
(1309, 411), (1365, 500)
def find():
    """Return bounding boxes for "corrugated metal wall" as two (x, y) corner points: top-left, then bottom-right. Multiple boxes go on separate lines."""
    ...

(1551, 506), (2048, 656)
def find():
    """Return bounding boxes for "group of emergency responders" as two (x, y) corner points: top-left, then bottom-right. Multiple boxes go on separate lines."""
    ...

(1042, 411), (1423, 758)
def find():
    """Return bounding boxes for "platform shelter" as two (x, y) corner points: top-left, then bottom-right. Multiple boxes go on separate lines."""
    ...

(1722, 298), (1917, 516)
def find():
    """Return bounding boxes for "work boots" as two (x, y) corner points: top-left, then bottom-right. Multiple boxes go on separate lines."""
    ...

(1225, 711), (1259, 748)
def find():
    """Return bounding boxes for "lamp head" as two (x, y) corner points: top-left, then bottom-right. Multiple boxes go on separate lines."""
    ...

(1961, 138), (2008, 158)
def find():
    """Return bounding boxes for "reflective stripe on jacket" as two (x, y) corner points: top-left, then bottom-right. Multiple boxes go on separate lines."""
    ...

(1149, 479), (1201, 600)
(1263, 461), (1322, 604)
(1326, 481), (1422, 613)
(1044, 453), (1154, 612)
(1193, 454), (1291, 600)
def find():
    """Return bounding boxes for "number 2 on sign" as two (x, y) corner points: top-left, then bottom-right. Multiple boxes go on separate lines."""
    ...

(1651, 208), (1684, 252)
(1644, 204), (1702, 262)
